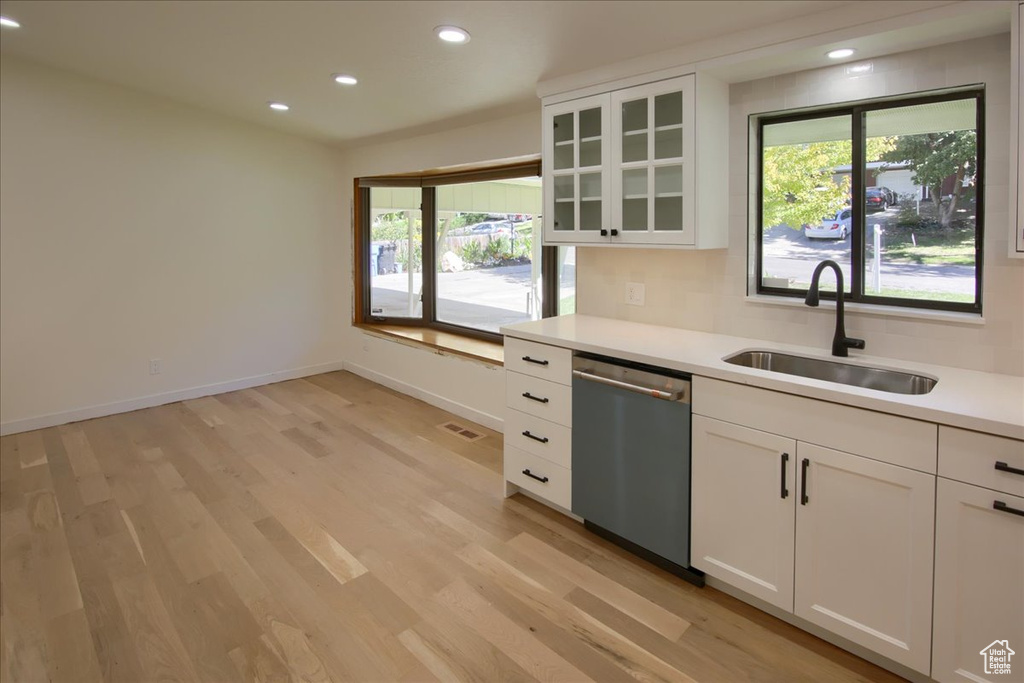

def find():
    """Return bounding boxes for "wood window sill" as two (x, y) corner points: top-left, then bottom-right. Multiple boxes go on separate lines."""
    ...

(355, 323), (504, 366)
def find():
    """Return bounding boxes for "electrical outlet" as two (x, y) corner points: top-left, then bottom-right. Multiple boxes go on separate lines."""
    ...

(625, 282), (645, 306)
(149, 358), (161, 375)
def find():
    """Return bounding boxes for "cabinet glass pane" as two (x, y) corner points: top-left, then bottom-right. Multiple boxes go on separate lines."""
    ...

(621, 99), (648, 163)
(580, 172), (602, 200)
(655, 126), (683, 159)
(622, 168), (647, 199)
(553, 174), (574, 231)
(579, 107), (602, 167)
(622, 99), (647, 132)
(654, 197), (683, 230)
(579, 108), (601, 138)
(654, 165), (683, 196)
(553, 112), (574, 170)
(655, 91), (683, 127)
(623, 199), (647, 231)
(580, 200), (601, 231)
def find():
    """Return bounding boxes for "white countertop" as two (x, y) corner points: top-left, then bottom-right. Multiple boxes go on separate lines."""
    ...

(501, 315), (1024, 441)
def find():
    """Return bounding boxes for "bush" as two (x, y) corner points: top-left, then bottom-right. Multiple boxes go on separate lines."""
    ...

(484, 236), (512, 265)
(459, 240), (484, 267)
(894, 193), (930, 229)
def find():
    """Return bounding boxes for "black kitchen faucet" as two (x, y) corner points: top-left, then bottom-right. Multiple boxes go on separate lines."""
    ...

(804, 260), (866, 357)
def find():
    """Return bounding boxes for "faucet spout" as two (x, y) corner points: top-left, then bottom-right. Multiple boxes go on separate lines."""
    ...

(804, 260), (865, 357)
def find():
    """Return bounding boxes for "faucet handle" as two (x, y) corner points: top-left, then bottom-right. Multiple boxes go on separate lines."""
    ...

(845, 337), (866, 350)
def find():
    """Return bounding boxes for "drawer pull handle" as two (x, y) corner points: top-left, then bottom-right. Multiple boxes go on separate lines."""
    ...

(995, 461), (1024, 476)
(522, 392), (549, 404)
(522, 356), (549, 366)
(993, 500), (1024, 517)
(780, 452), (789, 499)
(522, 431), (549, 444)
(800, 458), (810, 505)
(522, 469), (549, 483)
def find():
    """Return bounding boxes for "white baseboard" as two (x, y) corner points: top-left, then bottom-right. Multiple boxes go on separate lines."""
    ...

(0, 360), (347, 436)
(343, 361), (504, 434)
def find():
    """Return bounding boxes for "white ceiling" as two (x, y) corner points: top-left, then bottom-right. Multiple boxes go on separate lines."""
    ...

(0, 0), (858, 147)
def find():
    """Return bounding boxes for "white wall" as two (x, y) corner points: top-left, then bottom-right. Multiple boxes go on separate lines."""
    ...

(0, 57), (348, 432)
(579, 35), (1024, 376)
(339, 111), (541, 430)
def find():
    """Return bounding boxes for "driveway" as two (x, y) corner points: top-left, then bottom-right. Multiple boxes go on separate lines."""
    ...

(762, 207), (975, 296)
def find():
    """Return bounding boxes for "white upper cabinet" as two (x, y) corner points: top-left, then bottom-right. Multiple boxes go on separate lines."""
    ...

(542, 93), (611, 245)
(611, 76), (695, 245)
(542, 72), (728, 249)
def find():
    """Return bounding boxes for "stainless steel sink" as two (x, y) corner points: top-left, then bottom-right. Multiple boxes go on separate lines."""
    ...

(724, 350), (937, 395)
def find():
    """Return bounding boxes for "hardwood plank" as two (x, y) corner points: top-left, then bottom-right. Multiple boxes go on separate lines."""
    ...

(1, 370), (903, 683)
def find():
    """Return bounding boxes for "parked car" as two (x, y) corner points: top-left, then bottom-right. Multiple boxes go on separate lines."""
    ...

(804, 208), (851, 240)
(470, 220), (513, 236)
(865, 188), (888, 212)
(875, 186), (897, 206)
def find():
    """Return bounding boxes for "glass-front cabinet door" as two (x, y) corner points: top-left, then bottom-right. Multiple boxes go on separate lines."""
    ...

(611, 75), (695, 245)
(542, 93), (611, 244)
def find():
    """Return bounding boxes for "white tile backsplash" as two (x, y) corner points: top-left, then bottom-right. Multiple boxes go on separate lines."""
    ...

(578, 34), (1024, 376)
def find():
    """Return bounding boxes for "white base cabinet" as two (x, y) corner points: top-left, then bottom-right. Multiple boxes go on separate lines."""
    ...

(932, 481), (1024, 682)
(692, 378), (937, 675)
(794, 443), (935, 674)
(691, 416), (796, 611)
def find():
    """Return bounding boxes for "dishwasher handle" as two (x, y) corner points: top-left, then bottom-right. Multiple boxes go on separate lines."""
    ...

(573, 369), (686, 401)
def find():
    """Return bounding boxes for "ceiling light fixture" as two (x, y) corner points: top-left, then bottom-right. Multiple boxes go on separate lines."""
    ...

(827, 48), (856, 60)
(435, 25), (470, 44)
(333, 74), (358, 86)
(268, 101), (290, 112)
(0, 16), (21, 28)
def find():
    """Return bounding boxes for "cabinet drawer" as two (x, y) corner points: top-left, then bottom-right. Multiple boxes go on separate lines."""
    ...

(938, 426), (1024, 497)
(506, 371), (572, 427)
(504, 337), (572, 385)
(505, 445), (571, 510)
(503, 409), (571, 469)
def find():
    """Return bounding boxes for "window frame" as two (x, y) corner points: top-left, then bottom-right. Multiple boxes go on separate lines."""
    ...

(754, 87), (985, 314)
(354, 160), (559, 343)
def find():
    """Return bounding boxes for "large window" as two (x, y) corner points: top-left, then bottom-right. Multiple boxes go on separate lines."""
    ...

(357, 161), (573, 340)
(756, 89), (983, 313)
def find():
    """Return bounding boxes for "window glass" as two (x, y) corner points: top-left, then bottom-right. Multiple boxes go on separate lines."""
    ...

(757, 91), (981, 312)
(761, 114), (852, 294)
(863, 99), (978, 305)
(368, 187), (422, 318)
(557, 246), (576, 315)
(435, 177), (542, 333)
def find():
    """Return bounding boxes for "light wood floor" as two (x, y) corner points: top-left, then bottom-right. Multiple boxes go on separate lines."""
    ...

(0, 371), (905, 683)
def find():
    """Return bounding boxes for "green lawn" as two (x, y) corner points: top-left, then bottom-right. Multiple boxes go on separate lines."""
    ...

(880, 223), (975, 267)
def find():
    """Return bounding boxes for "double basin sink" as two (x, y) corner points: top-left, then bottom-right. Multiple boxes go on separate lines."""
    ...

(724, 350), (937, 395)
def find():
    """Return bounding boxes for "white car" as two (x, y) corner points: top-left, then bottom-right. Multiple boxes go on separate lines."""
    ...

(804, 208), (851, 240)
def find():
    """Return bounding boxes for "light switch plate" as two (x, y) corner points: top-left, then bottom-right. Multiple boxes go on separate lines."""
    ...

(625, 282), (645, 306)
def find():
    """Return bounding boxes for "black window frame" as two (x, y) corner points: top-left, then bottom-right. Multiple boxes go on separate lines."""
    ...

(356, 164), (558, 343)
(754, 87), (985, 314)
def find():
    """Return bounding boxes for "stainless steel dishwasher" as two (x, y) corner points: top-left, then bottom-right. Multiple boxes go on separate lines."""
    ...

(571, 354), (703, 586)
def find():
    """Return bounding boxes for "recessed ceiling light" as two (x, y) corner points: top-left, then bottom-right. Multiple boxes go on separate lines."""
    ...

(827, 48), (856, 60)
(268, 101), (290, 112)
(0, 16), (21, 28)
(333, 74), (358, 86)
(435, 25), (470, 44)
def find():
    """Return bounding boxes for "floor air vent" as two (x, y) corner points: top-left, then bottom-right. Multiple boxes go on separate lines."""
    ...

(437, 421), (486, 442)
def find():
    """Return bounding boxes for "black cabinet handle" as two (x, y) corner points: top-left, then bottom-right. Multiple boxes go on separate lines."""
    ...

(522, 469), (549, 483)
(600, 229), (608, 236)
(522, 392), (549, 404)
(995, 461), (1024, 476)
(610, 229), (619, 236)
(521, 356), (549, 366)
(522, 431), (549, 444)
(780, 452), (789, 499)
(800, 458), (809, 505)
(993, 500), (1024, 517)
